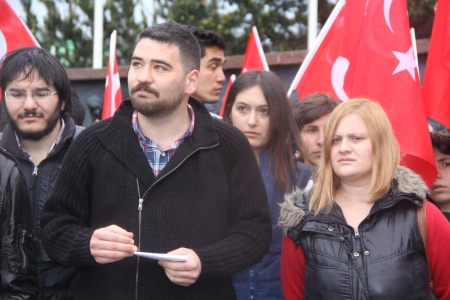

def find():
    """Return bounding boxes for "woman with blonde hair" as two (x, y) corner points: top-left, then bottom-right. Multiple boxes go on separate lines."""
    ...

(279, 98), (450, 299)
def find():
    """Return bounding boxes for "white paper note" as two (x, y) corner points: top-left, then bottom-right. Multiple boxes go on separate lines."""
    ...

(134, 252), (188, 262)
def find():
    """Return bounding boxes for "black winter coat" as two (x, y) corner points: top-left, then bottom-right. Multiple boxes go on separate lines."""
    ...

(0, 147), (37, 299)
(41, 99), (272, 300)
(279, 167), (431, 300)
(0, 114), (82, 300)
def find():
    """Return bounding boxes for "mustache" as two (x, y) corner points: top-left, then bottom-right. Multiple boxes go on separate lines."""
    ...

(130, 83), (160, 98)
(18, 110), (44, 118)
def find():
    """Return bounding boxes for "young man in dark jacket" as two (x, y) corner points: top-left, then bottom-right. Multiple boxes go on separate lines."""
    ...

(0, 47), (82, 299)
(41, 21), (271, 299)
(187, 25), (226, 105)
(0, 147), (37, 298)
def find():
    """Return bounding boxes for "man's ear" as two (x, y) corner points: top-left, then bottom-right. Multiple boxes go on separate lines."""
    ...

(185, 70), (199, 95)
(60, 99), (66, 112)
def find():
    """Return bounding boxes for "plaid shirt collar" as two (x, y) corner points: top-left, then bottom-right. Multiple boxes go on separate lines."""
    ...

(16, 117), (65, 163)
(132, 105), (195, 151)
(132, 105), (195, 177)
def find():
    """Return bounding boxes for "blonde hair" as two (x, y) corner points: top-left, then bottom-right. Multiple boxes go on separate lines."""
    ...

(310, 98), (400, 213)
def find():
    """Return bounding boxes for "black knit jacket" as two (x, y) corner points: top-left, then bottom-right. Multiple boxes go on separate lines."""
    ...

(41, 99), (272, 300)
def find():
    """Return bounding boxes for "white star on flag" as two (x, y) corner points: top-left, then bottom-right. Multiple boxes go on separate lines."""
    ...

(392, 46), (416, 81)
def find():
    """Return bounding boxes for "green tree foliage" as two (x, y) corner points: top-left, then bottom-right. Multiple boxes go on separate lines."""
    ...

(158, 0), (309, 55)
(21, 0), (145, 68)
(20, 0), (435, 67)
(407, 0), (435, 39)
(21, 0), (39, 34)
(21, 0), (94, 67)
(157, 0), (435, 56)
(103, 0), (147, 66)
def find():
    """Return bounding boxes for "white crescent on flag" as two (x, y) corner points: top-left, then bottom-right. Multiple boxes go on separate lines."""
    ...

(384, 0), (394, 32)
(331, 56), (350, 101)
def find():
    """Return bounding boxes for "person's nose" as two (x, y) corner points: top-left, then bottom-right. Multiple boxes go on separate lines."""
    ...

(22, 93), (38, 110)
(216, 68), (226, 84)
(317, 128), (325, 147)
(137, 67), (154, 84)
(338, 138), (351, 153)
(247, 110), (258, 127)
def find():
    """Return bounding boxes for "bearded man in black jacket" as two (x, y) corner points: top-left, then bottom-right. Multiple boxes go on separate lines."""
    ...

(41, 21), (271, 300)
(0, 47), (82, 299)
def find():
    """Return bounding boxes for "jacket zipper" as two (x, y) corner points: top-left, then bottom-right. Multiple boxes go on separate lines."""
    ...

(134, 144), (218, 300)
(20, 229), (27, 269)
(32, 163), (40, 235)
(135, 180), (143, 300)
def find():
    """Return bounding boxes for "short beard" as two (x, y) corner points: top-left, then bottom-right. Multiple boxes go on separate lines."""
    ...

(129, 80), (185, 118)
(9, 108), (62, 141)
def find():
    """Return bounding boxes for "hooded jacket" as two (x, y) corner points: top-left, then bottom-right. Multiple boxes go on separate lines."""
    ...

(1, 114), (82, 300)
(278, 166), (432, 300)
(0, 147), (37, 299)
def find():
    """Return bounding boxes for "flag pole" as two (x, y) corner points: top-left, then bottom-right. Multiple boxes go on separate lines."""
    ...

(308, 0), (318, 50)
(93, 0), (103, 69)
(410, 28), (420, 82)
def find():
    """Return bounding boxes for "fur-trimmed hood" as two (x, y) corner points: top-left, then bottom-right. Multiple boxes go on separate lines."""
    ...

(277, 166), (429, 235)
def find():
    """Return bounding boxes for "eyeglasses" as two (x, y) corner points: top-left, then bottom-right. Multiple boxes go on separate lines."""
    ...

(4, 90), (58, 102)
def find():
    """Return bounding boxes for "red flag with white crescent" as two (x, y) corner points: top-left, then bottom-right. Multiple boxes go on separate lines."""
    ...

(288, 0), (436, 186)
(0, 0), (40, 58)
(422, 0), (450, 130)
(102, 30), (122, 120)
(241, 26), (269, 73)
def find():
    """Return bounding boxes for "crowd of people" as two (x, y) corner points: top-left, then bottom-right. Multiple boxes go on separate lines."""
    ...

(0, 20), (449, 300)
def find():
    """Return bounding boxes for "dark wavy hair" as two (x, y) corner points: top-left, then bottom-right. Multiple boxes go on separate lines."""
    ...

(138, 20), (200, 73)
(0, 47), (71, 113)
(431, 130), (450, 155)
(186, 25), (226, 58)
(293, 93), (341, 131)
(224, 70), (298, 192)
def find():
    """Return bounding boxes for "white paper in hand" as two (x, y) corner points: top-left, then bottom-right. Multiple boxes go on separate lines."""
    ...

(134, 252), (188, 262)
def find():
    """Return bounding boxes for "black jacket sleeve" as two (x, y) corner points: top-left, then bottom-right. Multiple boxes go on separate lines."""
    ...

(0, 152), (38, 299)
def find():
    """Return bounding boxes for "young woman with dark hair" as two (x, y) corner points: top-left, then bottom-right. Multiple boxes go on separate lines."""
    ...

(224, 70), (312, 299)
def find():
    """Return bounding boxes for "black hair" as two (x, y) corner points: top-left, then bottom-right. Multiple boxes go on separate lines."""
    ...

(67, 88), (86, 126)
(223, 70), (298, 192)
(0, 47), (71, 113)
(431, 130), (450, 156)
(138, 21), (200, 73)
(185, 25), (226, 58)
(293, 93), (341, 131)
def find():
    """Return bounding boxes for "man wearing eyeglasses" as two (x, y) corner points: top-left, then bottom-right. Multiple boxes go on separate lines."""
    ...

(0, 47), (83, 299)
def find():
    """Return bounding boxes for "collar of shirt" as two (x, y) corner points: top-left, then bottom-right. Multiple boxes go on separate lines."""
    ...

(132, 105), (195, 177)
(132, 104), (195, 151)
(16, 117), (66, 163)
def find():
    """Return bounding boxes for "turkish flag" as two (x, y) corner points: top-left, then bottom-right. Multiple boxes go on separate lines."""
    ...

(219, 74), (235, 117)
(241, 26), (269, 73)
(0, 0), (40, 59)
(289, 0), (436, 186)
(219, 27), (269, 116)
(422, 0), (450, 130)
(102, 30), (122, 120)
